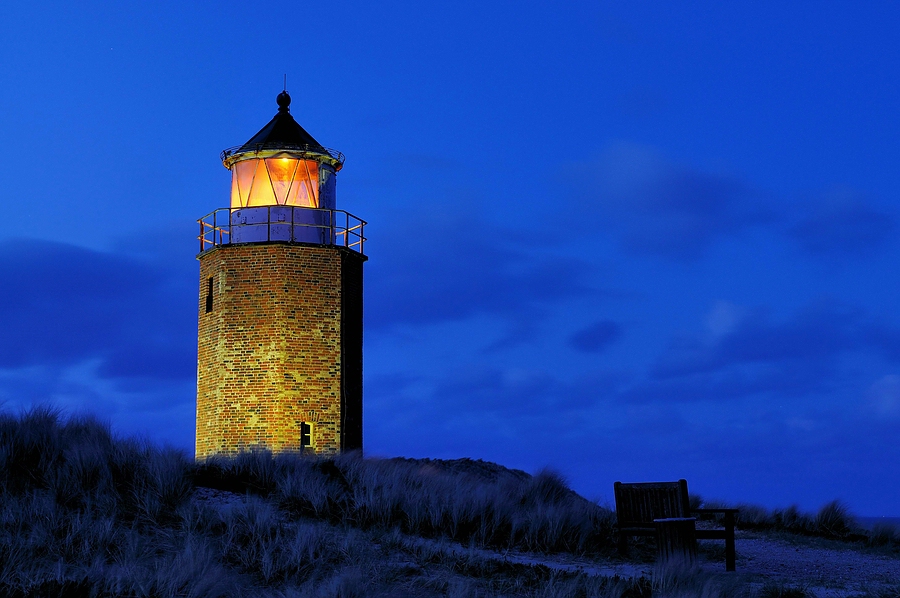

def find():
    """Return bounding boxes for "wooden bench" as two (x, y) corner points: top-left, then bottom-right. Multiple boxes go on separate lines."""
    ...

(614, 479), (738, 571)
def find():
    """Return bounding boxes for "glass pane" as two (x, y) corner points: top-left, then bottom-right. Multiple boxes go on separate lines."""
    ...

(233, 160), (258, 208)
(284, 171), (301, 205)
(264, 157), (300, 205)
(230, 174), (241, 208)
(289, 180), (309, 207)
(247, 159), (276, 206)
(304, 160), (319, 207)
(284, 160), (319, 208)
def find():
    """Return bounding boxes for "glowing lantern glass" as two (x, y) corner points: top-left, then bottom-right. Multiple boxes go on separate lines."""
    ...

(229, 154), (321, 208)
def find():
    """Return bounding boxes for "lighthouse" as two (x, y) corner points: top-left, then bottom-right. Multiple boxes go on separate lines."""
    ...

(195, 91), (366, 459)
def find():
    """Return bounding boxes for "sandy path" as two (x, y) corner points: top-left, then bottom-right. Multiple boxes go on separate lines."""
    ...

(457, 532), (900, 596)
(725, 531), (900, 597)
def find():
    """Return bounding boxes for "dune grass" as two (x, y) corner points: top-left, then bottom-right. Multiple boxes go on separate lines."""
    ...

(692, 495), (892, 545)
(195, 449), (617, 555)
(1, 406), (896, 597)
(0, 407), (634, 597)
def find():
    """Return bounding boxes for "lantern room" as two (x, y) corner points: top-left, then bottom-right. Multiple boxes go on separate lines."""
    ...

(200, 91), (364, 252)
(221, 91), (344, 210)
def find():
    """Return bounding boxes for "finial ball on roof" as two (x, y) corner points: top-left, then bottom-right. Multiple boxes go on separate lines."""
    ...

(277, 91), (291, 112)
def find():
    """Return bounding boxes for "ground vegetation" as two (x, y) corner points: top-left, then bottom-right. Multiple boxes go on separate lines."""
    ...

(1, 407), (897, 597)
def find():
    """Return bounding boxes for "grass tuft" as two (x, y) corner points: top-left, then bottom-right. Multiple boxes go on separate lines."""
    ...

(813, 500), (854, 539)
(697, 497), (873, 542)
(867, 522), (898, 547)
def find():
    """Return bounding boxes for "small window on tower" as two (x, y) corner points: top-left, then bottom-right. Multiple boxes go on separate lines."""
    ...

(205, 277), (214, 313)
(300, 422), (313, 449)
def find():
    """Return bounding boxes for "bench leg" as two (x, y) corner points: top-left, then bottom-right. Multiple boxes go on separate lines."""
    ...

(724, 512), (736, 572)
(618, 533), (629, 556)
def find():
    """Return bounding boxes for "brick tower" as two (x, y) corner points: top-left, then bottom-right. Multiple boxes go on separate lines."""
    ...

(195, 91), (366, 459)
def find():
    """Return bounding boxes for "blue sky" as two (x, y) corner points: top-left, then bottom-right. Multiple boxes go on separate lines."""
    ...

(1, 1), (899, 516)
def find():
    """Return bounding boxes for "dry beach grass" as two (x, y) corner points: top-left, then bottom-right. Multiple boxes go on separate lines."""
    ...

(1, 407), (898, 597)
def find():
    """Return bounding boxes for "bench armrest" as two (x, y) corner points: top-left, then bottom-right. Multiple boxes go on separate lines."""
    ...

(691, 508), (738, 573)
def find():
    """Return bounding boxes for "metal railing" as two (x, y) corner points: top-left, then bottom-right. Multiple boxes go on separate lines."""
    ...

(198, 206), (366, 255)
(220, 143), (345, 166)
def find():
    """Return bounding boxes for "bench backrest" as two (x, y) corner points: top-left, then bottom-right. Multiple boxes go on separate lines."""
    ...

(614, 479), (690, 527)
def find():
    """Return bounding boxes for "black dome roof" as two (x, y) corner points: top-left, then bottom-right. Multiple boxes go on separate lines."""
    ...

(237, 91), (325, 152)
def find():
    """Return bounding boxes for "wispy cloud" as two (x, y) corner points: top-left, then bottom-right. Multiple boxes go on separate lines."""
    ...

(566, 143), (773, 260)
(786, 187), (897, 256)
(586, 300), (900, 406)
(653, 303), (870, 379)
(651, 301), (899, 380)
(566, 144), (898, 263)
(366, 211), (599, 331)
(568, 320), (622, 353)
(0, 239), (195, 384)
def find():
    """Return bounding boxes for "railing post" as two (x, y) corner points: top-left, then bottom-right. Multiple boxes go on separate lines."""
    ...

(331, 209), (337, 246)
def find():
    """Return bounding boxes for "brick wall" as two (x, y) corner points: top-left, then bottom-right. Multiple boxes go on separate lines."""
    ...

(196, 242), (365, 459)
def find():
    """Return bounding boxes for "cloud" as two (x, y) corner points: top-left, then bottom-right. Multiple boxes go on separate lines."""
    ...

(366, 211), (599, 331)
(623, 360), (837, 404)
(867, 374), (900, 418)
(566, 143), (773, 260)
(616, 301), (900, 404)
(787, 187), (897, 257)
(566, 145), (897, 263)
(651, 302), (887, 379)
(0, 240), (154, 367)
(0, 239), (196, 385)
(375, 365), (623, 423)
(432, 368), (563, 415)
(568, 320), (622, 353)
